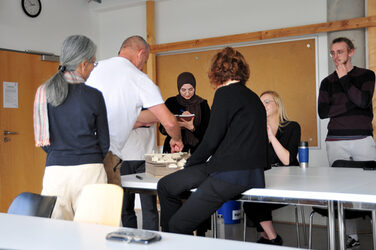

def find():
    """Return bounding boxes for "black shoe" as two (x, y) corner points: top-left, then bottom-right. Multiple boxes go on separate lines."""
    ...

(269, 235), (283, 245)
(256, 235), (283, 246)
(256, 237), (270, 244)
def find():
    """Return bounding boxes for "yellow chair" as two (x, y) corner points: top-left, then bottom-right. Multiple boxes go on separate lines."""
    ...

(73, 184), (123, 226)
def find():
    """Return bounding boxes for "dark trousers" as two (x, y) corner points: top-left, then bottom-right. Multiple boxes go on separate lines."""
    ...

(157, 164), (250, 235)
(243, 202), (286, 232)
(121, 161), (159, 231)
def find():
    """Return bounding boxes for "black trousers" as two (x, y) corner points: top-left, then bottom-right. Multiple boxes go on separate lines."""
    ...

(120, 161), (159, 230)
(243, 202), (286, 232)
(157, 164), (251, 235)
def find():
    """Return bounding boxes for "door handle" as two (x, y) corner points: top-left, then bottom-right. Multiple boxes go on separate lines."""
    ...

(3, 130), (18, 135)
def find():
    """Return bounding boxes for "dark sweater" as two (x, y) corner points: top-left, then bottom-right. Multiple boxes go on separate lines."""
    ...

(318, 66), (375, 137)
(44, 83), (110, 166)
(185, 82), (268, 173)
(159, 97), (210, 153)
(268, 121), (301, 168)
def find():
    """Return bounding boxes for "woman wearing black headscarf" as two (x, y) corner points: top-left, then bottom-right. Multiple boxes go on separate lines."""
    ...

(159, 72), (210, 154)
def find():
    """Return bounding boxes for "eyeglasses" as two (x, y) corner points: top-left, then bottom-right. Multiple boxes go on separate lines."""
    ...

(329, 49), (348, 58)
(263, 99), (275, 105)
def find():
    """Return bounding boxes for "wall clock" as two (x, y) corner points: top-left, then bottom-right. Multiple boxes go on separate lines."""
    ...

(21, 0), (42, 18)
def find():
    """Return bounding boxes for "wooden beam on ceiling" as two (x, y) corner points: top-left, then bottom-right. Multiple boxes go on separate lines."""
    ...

(151, 15), (376, 53)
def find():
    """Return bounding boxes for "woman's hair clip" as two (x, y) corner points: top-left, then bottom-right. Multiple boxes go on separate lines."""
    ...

(58, 65), (66, 72)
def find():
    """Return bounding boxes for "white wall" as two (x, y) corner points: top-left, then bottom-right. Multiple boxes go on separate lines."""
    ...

(1, 0), (331, 223)
(91, 0), (331, 222)
(155, 0), (327, 44)
(94, 3), (147, 59)
(0, 0), (98, 55)
(0, 0), (331, 167)
(92, 0), (330, 167)
(92, 0), (328, 58)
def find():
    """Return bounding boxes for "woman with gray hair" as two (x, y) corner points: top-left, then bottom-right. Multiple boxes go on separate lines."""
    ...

(33, 35), (109, 220)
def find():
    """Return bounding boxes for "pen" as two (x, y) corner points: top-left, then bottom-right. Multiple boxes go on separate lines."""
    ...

(136, 175), (143, 180)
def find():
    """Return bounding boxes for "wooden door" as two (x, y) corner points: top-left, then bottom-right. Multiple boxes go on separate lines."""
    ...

(0, 50), (59, 212)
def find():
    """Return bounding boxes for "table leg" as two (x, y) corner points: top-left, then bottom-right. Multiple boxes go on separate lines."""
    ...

(337, 202), (345, 250)
(300, 207), (307, 246)
(212, 212), (217, 238)
(373, 210), (376, 250)
(295, 206), (301, 248)
(328, 200), (336, 250)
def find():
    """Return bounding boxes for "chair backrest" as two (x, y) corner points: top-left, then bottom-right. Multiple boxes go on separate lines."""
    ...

(331, 160), (376, 169)
(8, 192), (57, 218)
(73, 184), (123, 227)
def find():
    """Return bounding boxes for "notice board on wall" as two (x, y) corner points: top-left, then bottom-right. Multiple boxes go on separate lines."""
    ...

(156, 38), (318, 147)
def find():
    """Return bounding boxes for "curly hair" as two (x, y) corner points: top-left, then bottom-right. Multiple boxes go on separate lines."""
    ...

(208, 47), (250, 87)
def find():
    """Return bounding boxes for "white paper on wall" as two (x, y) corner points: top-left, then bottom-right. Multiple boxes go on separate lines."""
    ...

(3, 81), (18, 108)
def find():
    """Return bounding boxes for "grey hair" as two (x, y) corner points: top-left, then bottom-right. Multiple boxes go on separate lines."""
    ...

(45, 35), (97, 106)
(119, 35), (149, 54)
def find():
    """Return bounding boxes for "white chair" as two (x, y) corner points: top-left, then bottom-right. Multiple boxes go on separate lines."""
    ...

(73, 184), (123, 226)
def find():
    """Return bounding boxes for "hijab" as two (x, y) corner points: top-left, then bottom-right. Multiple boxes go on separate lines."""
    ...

(175, 72), (204, 147)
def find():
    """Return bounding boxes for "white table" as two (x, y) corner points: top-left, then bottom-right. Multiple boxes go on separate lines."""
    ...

(121, 167), (376, 250)
(0, 213), (297, 250)
(243, 167), (376, 250)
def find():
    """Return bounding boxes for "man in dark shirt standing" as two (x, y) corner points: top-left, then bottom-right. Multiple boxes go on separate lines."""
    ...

(318, 37), (376, 248)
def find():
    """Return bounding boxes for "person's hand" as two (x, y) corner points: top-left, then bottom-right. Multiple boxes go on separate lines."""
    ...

(266, 124), (275, 142)
(169, 138), (184, 153)
(177, 111), (195, 131)
(336, 64), (348, 78)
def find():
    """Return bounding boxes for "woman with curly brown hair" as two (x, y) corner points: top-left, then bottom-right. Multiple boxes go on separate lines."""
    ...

(157, 47), (268, 235)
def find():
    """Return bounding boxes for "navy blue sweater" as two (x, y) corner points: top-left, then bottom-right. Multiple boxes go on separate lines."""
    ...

(43, 83), (109, 167)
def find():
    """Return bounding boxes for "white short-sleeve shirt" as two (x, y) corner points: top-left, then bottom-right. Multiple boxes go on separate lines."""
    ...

(86, 57), (163, 158)
(121, 126), (157, 161)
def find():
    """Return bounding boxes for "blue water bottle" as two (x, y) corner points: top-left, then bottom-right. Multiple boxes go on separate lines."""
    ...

(298, 141), (309, 168)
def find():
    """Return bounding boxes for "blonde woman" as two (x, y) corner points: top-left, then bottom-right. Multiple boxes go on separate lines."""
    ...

(244, 91), (301, 245)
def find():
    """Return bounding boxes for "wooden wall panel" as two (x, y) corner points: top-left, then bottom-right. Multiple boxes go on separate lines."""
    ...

(156, 38), (317, 147)
(369, 0), (376, 139)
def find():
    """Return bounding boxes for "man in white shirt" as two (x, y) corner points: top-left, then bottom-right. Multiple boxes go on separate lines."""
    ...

(86, 35), (183, 186)
(120, 115), (159, 230)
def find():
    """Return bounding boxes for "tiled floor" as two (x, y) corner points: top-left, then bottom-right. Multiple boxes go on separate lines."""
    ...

(135, 210), (373, 249)
(211, 219), (373, 249)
